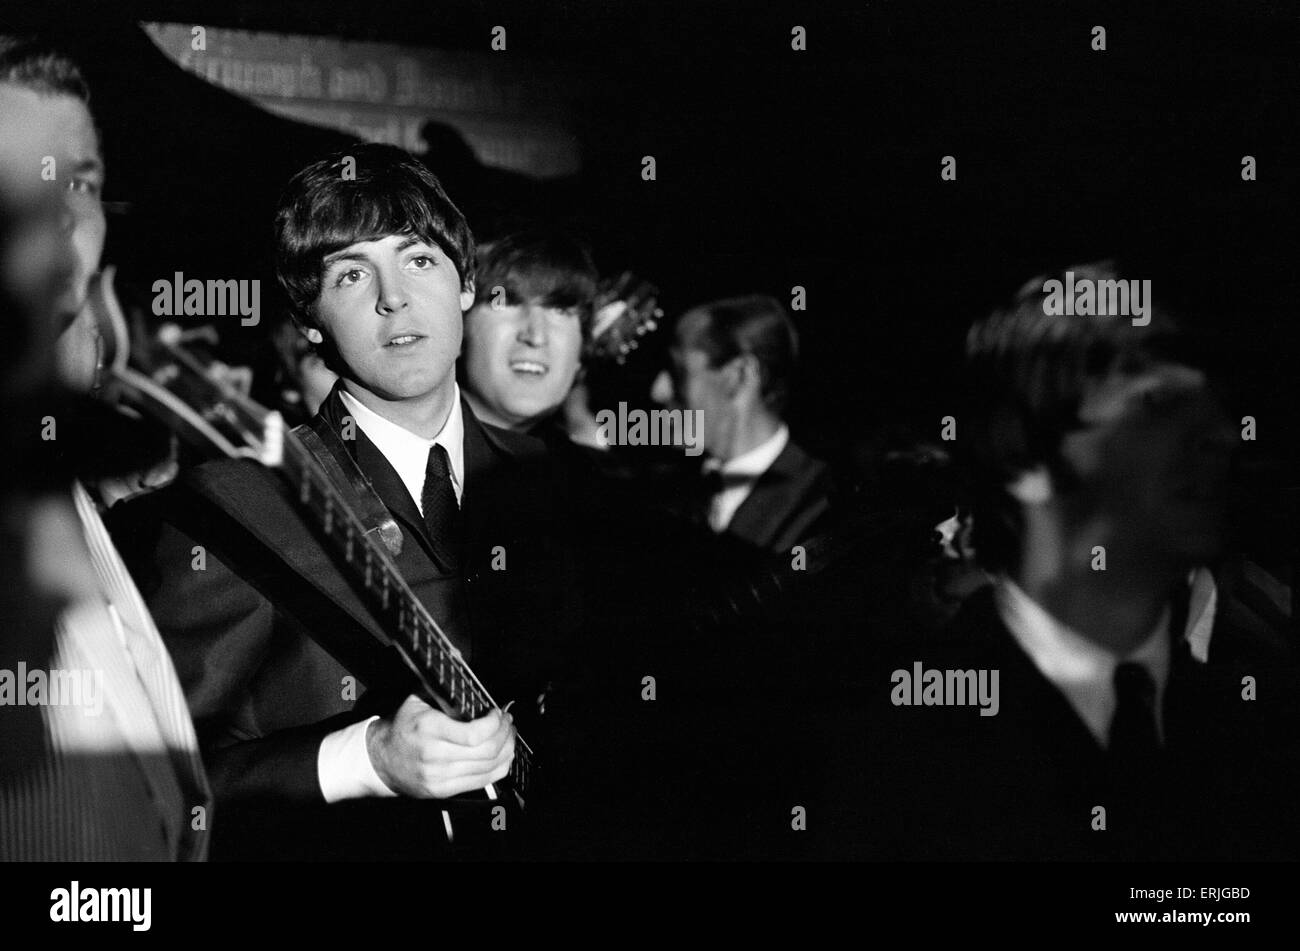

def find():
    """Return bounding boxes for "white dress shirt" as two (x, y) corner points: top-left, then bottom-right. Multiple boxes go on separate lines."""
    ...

(318, 385), (466, 803)
(704, 424), (789, 533)
(994, 567), (1218, 749)
(338, 385), (465, 509)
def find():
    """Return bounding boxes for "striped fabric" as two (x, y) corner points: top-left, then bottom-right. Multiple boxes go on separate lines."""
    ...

(0, 483), (211, 861)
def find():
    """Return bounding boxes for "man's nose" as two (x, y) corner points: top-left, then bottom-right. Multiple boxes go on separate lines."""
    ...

(58, 194), (76, 235)
(375, 269), (409, 314)
(650, 369), (674, 406)
(517, 306), (548, 346)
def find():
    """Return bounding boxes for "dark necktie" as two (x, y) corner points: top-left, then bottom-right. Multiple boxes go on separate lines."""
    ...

(1107, 661), (1167, 855)
(1109, 662), (1160, 761)
(420, 444), (462, 572)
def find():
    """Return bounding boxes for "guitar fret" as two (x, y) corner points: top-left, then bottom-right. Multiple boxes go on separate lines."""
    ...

(323, 498), (334, 535)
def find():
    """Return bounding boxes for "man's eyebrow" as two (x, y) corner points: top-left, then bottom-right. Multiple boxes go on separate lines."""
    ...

(397, 235), (439, 252)
(72, 156), (103, 176)
(322, 248), (371, 268)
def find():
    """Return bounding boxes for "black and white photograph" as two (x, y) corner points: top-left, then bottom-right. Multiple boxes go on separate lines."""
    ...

(0, 0), (1297, 933)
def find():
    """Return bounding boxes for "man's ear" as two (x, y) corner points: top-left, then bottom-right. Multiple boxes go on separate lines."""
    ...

(1006, 465), (1054, 505)
(725, 353), (762, 399)
(304, 326), (324, 344)
(460, 278), (476, 313)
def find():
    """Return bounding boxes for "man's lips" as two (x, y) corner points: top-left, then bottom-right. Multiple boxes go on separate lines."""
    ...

(509, 359), (549, 376)
(383, 332), (426, 348)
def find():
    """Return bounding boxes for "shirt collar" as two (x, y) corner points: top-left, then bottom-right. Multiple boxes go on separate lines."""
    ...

(1185, 565), (1217, 664)
(995, 575), (1196, 748)
(338, 384), (465, 508)
(707, 424), (790, 478)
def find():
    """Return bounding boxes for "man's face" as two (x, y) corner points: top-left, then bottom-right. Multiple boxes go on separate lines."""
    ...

(462, 297), (583, 429)
(312, 234), (471, 402)
(0, 84), (106, 391)
(651, 310), (734, 455)
(1056, 361), (1236, 568)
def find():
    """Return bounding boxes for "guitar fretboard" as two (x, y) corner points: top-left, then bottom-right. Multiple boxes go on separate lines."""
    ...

(279, 429), (532, 794)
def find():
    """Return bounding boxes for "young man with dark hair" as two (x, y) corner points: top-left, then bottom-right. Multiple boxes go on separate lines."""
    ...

(650, 294), (832, 555)
(828, 261), (1299, 860)
(460, 230), (597, 434)
(115, 143), (572, 858)
(0, 37), (211, 861)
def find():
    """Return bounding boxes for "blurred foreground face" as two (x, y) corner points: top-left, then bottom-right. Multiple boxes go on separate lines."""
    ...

(0, 83), (106, 392)
(0, 193), (76, 392)
(1057, 361), (1236, 568)
(462, 297), (583, 430)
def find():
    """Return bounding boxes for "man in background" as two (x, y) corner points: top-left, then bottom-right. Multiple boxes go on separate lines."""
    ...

(651, 294), (832, 555)
(822, 262), (1300, 860)
(460, 230), (597, 439)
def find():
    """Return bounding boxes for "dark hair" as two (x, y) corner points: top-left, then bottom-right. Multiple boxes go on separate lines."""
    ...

(274, 143), (475, 325)
(0, 36), (89, 101)
(471, 229), (598, 333)
(683, 294), (800, 414)
(960, 260), (1196, 571)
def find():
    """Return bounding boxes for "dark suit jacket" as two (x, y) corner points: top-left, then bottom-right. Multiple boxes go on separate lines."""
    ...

(110, 387), (574, 859)
(725, 439), (832, 555)
(804, 585), (1300, 861)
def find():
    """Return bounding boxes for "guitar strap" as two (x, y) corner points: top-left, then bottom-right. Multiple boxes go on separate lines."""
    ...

(294, 415), (405, 558)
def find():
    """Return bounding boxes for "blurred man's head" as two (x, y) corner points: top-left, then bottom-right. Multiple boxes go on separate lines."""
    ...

(962, 261), (1235, 579)
(651, 294), (798, 459)
(460, 230), (596, 431)
(274, 144), (474, 408)
(0, 37), (106, 391)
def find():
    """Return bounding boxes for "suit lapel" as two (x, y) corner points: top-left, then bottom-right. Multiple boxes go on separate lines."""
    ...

(960, 588), (1107, 756)
(325, 388), (521, 567)
(727, 441), (811, 550)
(318, 384), (437, 566)
(460, 395), (525, 558)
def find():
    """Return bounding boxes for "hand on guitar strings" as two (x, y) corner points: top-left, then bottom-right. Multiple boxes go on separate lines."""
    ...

(365, 695), (515, 799)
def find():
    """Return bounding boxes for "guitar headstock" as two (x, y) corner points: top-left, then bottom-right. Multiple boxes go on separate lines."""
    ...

(88, 266), (284, 467)
(586, 271), (663, 365)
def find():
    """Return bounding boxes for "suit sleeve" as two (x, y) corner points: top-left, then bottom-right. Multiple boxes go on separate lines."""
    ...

(110, 484), (356, 805)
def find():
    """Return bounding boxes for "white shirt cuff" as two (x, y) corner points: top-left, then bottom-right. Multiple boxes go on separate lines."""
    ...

(317, 715), (399, 803)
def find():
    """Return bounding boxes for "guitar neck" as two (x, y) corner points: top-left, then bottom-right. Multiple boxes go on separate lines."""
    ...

(278, 428), (533, 791)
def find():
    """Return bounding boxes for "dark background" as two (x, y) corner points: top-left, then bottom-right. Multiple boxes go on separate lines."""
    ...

(11, 1), (1300, 518)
